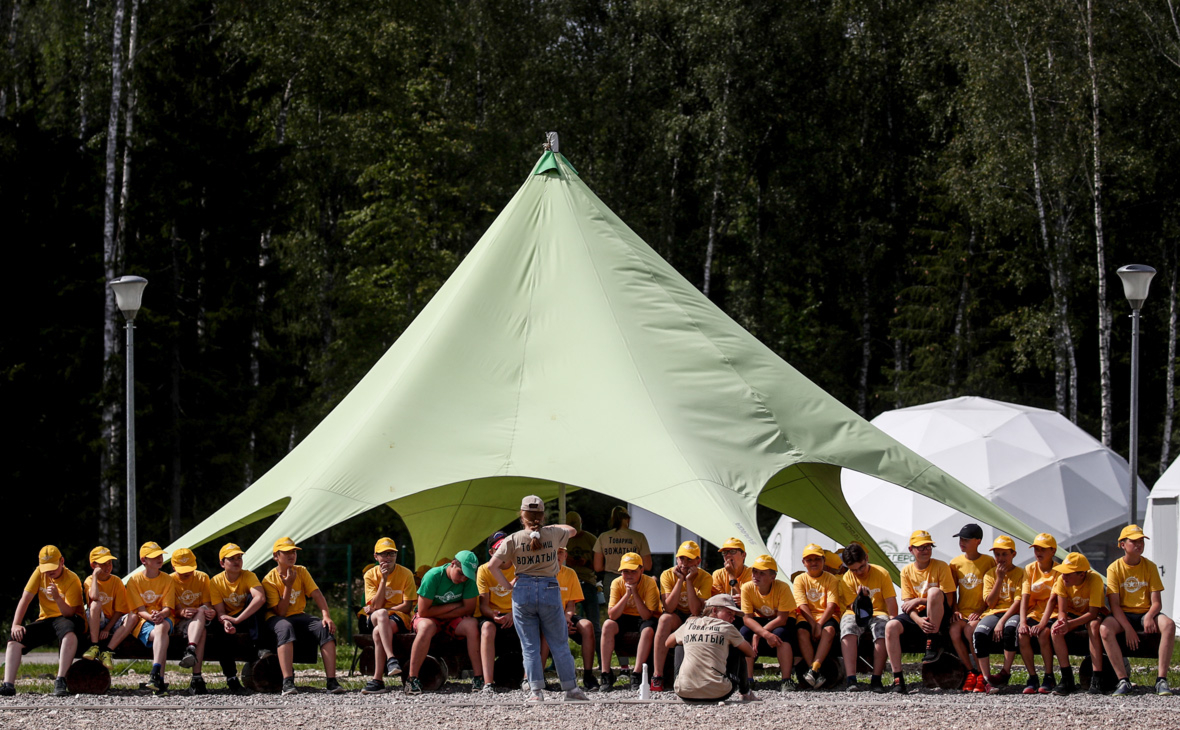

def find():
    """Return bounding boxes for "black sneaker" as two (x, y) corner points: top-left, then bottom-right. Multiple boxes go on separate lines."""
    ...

(891, 678), (907, 695)
(870, 676), (886, 693)
(325, 677), (345, 694)
(921, 637), (942, 664)
(361, 679), (387, 695)
(845, 677), (861, 692)
(1039, 673), (1056, 694)
(1051, 676), (1075, 696)
(1023, 674), (1040, 695)
(385, 656), (401, 677)
(179, 644), (198, 669)
(53, 677), (70, 697)
(148, 673), (168, 696)
(630, 671), (642, 689)
(470, 676), (485, 692)
(1089, 675), (1103, 695)
(599, 670), (615, 692)
(582, 672), (599, 691)
(226, 677), (249, 696)
(0, 683), (14, 697)
(189, 676), (207, 696)
(404, 676), (422, 695)
(281, 677), (298, 696)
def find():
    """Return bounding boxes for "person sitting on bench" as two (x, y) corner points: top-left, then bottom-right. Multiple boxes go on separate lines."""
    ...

(1047, 552), (1106, 696)
(885, 530), (954, 694)
(651, 540), (710, 693)
(794, 544), (841, 689)
(1, 545), (85, 697)
(360, 537), (416, 695)
(1101, 525), (1175, 696)
(209, 542), (266, 695)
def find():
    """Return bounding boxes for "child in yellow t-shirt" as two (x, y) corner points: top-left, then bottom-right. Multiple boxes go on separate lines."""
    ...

(652, 541), (710, 693)
(885, 530), (955, 694)
(476, 533), (516, 692)
(1100, 525), (1175, 696)
(81, 546), (129, 672)
(793, 545), (841, 689)
(1, 545), (85, 697)
(838, 542), (898, 692)
(948, 523), (994, 692)
(1018, 533), (1059, 694)
(739, 554), (798, 691)
(1047, 552), (1106, 695)
(103, 542), (177, 695)
(209, 543), (265, 695)
(600, 552), (661, 691)
(972, 536), (1025, 693)
(169, 548), (214, 694)
(711, 538), (753, 598)
(359, 536), (417, 695)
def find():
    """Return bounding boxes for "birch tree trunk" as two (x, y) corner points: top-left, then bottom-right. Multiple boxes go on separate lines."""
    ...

(99, 0), (128, 548)
(1162, 264), (1177, 471)
(115, 0), (141, 254)
(79, 0), (95, 142)
(1, 0), (21, 119)
(702, 73), (730, 300)
(949, 230), (976, 391)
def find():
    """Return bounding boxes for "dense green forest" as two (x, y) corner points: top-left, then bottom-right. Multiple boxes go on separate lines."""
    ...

(3, 0), (1180, 601)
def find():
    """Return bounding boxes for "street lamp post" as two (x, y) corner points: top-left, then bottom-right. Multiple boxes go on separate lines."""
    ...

(1116, 264), (1156, 526)
(109, 275), (148, 568)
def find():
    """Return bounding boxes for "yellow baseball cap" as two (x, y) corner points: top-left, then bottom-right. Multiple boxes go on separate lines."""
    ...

(719, 538), (746, 552)
(139, 541), (165, 559)
(374, 537), (399, 553)
(824, 549), (844, 570)
(1053, 552), (1091, 574)
(170, 548), (198, 574)
(219, 543), (244, 561)
(89, 546), (117, 565)
(751, 554), (778, 572)
(272, 537), (301, 553)
(991, 535), (1016, 551)
(1118, 525), (1148, 542)
(1031, 533), (1057, 550)
(618, 552), (644, 571)
(801, 543), (825, 559)
(909, 530), (934, 547)
(38, 545), (63, 573)
(676, 541), (701, 559)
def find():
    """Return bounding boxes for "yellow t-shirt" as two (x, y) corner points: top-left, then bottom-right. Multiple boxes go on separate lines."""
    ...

(1053, 570), (1106, 616)
(609, 574), (662, 617)
(23, 567), (85, 621)
(210, 570), (262, 617)
(83, 574), (130, 619)
(262, 565), (320, 619)
(1105, 557), (1165, 615)
(125, 572), (177, 633)
(476, 562), (515, 616)
(841, 564), (896, 618)
(950, 554), (997, 616)
(171, 571), (212, 611)
(557, 566), (585, 606)
(659, 568), (712, 614)
(711, 565), (754, 597)
(792, 571), (841, 617)
(363, 563), (418, 626)
(900, 559), (956, 605)
(981, 565), (1025, 617)
(1022, 561), (1058, 621)
(741, 579), (798, 619)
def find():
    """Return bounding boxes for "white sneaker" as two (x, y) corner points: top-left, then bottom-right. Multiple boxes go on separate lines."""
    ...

(564, 687), (590, 701)
(527, 690), (545, 702)
(480, 683), (495, 695)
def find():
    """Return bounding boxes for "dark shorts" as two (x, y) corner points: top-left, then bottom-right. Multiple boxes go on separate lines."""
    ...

(973, 613), (1019, 657)
(359, 612), (408, 634)
(798, 617), (840, 635)
(266, 613), (335, 648)
(891, 606), (952, 636)
(1122, 612), (1149, 633)
(13, 616), (84, 653)
(613, 614), (658, 634)
(740, 617), (797, 657)
(172, 616), (210, 636)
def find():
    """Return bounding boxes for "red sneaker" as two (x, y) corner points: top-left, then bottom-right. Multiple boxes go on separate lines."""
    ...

(961, 672), (978, 692)
(650, 676), (664, 692)
(974, 678), (991, 693)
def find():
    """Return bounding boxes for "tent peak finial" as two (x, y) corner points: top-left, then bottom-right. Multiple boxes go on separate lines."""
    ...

(544, 131), (560, 154)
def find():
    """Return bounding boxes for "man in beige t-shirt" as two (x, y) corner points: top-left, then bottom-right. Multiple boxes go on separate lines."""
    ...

(667, 595), (757, 702)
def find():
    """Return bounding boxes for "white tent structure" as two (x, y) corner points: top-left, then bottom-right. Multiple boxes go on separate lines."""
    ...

(840, 397), (1147, 566)
(1144, 460), (1180, 625)
(765, 516), (847, 573)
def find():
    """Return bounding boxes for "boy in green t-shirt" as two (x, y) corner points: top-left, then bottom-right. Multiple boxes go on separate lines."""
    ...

(406, 550), (482, 694)
(2, 546), (86, 697)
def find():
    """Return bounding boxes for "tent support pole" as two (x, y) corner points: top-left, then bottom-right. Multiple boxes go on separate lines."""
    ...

(559, 485), (567, 523)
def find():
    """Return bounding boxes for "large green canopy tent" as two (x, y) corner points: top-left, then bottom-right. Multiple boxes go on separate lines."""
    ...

(164, 143), (1041, 579)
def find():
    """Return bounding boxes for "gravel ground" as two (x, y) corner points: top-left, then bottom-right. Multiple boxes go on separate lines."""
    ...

(3, 670), (1180, 730)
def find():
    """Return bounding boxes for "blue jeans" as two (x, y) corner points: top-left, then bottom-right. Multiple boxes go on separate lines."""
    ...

(512, 574), (577, 691)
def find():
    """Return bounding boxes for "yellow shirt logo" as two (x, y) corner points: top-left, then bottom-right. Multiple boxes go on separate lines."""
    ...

(1122, 576), (1146, 594)
(806, 587), (823, 603)
(917, 580), (933, 596)
(758, 605), (775, 617)
(225, 592), (244, 606)
(1071, 595), (1087, 609)
(1031, 578), (1053, 596)
(141, 589), (160, 603)
(384, 586), (404, 601)
(999, 582), (1013, 599)
(179, 589), (202, 606)
(959, 573), (980, 590)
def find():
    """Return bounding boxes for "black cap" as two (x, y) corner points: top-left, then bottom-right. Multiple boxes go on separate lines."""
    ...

(953, 523), (984, 540)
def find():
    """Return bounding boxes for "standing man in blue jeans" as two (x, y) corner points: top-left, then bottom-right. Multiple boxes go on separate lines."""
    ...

(489, 495), (590, 702)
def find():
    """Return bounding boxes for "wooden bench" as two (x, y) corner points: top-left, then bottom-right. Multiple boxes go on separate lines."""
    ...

(353, 629), (525, 690)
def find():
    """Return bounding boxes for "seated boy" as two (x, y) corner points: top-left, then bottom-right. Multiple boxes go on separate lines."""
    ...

(1019, 533), (1059, 693)
(360, 537), (416, 695)
(81, 546), (129, 671)
(839, 542), (897, 692)
(948, 524), (993, 692)
(104, 542), (177, 695)
(794, 544), (841, 688)
(972, 536), (1024, 693)
(885, 530), (955, 694)
(1047, 552), (1106, 695)
(170, 548), (214, 694)
(1, 545), (85, 697)
(1100, 525), (1176, 696)
(209, 542), (266, 695)
(652, 541), (710, 692)
(600, 552), (661, 691)
(476, 535), (517, 693)
(408, 550), (483, 695)
(262, 537), (344, 696)
(739, 554), (798, 692)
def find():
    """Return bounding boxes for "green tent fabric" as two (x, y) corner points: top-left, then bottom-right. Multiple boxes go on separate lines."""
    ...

(164, 150), (1043, 579)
